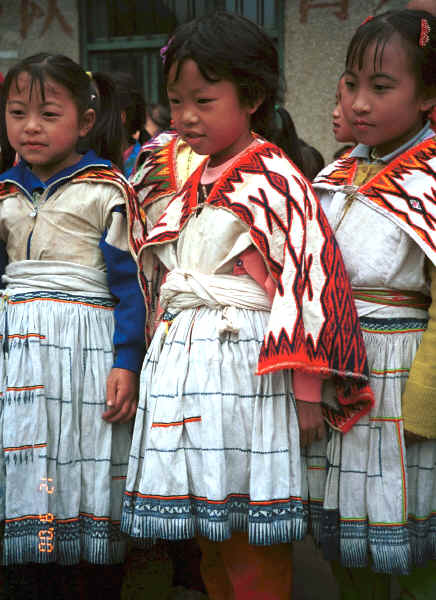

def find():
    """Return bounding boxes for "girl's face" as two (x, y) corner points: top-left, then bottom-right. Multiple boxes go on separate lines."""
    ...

(145, 113), (160, 138)
(332, 78), (355, 143)
(167, 59), (260, 167)
(342, 33), (434, 156)
(5, 72), (94, 181)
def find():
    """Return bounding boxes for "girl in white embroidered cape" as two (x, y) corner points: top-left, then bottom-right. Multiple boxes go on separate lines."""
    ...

(124, 11), (374, 600)
(0, 53), (145, 597)
(313, 9), (436, 598)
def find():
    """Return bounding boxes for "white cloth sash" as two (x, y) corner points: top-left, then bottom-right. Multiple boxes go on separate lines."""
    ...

(2, 260), (111, 297)
(160, 269), (271, 335)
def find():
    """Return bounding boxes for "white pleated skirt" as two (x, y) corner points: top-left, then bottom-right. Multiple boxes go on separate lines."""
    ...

(122, 306), (320, 545)
(320, 314), (436, 575)
(0, 262), (131, 565)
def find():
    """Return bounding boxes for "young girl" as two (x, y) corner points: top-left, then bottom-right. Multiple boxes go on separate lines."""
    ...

(123, 11), (375, 600)
(0, 53), (145, 597)
(332, 76), (355, 145)
(332, 76), (356, 160)
(313, 9), (436, 598)
(142, 102), (172, 143)
(109, 71), (147, 178)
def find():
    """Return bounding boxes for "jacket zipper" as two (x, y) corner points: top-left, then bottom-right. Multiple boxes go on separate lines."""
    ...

(26, 190), (44, 259)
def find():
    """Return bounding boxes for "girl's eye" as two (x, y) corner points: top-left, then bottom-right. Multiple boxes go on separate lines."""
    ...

(168, 98), (180, 105)
(344, 80), (355, 90)
(43, 112), (59, 118)
(9, 110), (24, 117)
(374, 85), (389, 92)
(197, 98), (213, 104)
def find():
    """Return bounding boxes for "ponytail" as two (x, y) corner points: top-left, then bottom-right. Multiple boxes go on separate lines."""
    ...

(85, 72), (124, 170)
(271, 106), (305, 174)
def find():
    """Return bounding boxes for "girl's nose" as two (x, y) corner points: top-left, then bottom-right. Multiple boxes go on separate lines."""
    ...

(24, 115), (42, 133)
(352, 92), (370, 114)
(180, 106), (199, 125)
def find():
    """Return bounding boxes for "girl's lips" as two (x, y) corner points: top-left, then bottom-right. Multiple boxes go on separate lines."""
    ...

(184, 135), (203, 143)
(23, 142), (46, 150)
(182, 130), (204, 138)
(354, 121), (372, 128)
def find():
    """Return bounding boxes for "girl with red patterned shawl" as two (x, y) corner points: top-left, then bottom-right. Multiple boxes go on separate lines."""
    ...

(123, 11), (374, 600)
(313, 9), (436, 599)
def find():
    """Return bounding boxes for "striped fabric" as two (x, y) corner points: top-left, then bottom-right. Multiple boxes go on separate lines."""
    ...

(122, 305), (322, 545)
(0, 263), (131, 565)
(353, 289), (431, 311)
(319, 314), (436, 574)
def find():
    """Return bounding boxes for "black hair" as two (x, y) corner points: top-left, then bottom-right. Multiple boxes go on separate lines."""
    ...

(346, 10), (436, 96)
(161, 10), (302, 167)
(299, 139), (325, 180)
(140, 103), (172, 144)
(148, 103), (171, 132)
(274, 107), (305, 173)
(0, 53), (124, 172)
(110, 71), (146, 143)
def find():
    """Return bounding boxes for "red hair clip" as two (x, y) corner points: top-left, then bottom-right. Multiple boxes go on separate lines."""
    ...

(419, 18), (430, 47)
(360, 16), (373, 27)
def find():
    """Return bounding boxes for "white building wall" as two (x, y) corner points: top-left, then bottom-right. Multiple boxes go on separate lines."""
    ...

(0, 0), (79, 77)
(283, 0), (406, 163)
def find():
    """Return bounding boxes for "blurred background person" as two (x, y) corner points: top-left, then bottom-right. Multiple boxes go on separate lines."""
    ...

(332, 75), (356, 159)
(142, 102), (172, 143)
(111, 71), (147, 177)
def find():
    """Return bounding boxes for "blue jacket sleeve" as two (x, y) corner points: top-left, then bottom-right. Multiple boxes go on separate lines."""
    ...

(99, 208), (146, 373)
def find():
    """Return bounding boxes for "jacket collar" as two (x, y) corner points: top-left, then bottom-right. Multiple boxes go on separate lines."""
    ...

(0, 150), (111, 198)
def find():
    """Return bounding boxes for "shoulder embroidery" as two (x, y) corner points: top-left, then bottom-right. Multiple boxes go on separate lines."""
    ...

(359, 138), (436, 260)
(0, 182), (20, 199)
(131, 136), (179, 207)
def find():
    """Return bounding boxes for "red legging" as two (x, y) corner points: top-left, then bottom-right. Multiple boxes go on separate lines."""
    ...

(198, 532), (293, 600)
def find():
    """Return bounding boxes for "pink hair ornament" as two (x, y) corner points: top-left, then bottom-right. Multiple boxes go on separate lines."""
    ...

(160, 37), (174, 64)
(419, 18), (430, 47)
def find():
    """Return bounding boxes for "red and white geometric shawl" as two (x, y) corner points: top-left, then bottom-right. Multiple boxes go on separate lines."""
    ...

(127, 139), (375, 433)
(314, 136), (436, 266)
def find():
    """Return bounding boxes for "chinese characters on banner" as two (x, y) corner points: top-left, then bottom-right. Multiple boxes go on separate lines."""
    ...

(300, 1), (349, 23)
(19, 0), (73, 39)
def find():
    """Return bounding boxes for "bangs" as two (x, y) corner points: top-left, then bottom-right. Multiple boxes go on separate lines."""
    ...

(346, 20), (396, 72)
(165, 42), (222, 85)
(7, 66), (52, 103)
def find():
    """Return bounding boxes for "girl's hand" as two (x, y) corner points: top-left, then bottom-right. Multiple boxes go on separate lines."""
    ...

(103, 368), (139, 423)
(296, 400), (326, 447)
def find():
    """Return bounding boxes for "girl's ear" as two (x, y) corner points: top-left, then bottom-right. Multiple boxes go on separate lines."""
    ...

(79, 108), (96, 138)
(247, 94), (265, 115)
(420, 85), (436, 114)
(421, 99), (436, 115)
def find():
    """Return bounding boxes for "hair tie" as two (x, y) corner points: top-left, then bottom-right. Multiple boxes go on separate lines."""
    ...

(419, 18), (430, 47)
(360, 16), (373, 27)
(160, 37), (174, 65)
